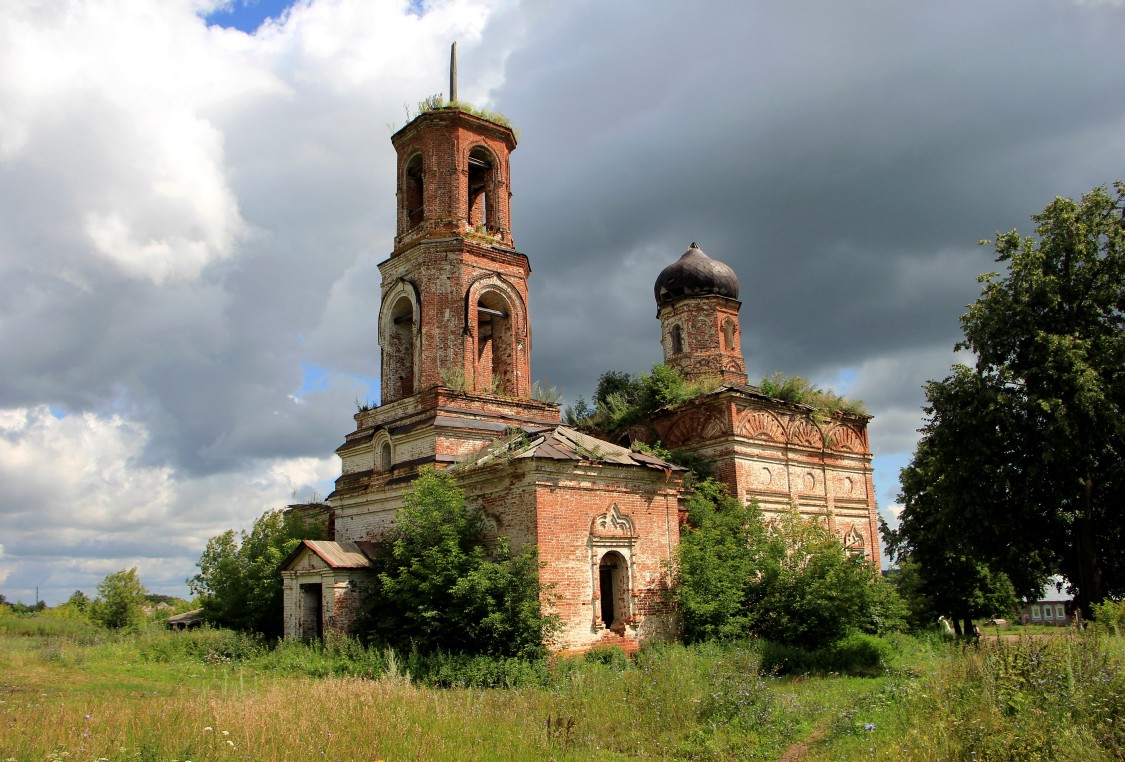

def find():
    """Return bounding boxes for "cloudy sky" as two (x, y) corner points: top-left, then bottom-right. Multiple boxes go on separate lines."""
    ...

(1, 0), (1122, 604)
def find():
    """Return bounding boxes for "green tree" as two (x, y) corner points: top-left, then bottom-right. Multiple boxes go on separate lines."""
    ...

(65, 590), (90, 613)
(358, 467), (555, 658)
(677, 479), (895, 647)
(190, 508), (325, 637)
(89, 568), (148, 629)
(897, 182), (1125, 618)
(748, 509), (886, 647)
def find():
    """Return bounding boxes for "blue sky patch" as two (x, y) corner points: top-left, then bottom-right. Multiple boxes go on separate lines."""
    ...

(204, 0), (299, 33)
(298, 361), (330, 394)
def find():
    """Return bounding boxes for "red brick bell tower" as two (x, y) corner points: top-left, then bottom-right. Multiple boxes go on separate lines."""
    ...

(327, 93), (558, 492)
(379, 107), (533, 403)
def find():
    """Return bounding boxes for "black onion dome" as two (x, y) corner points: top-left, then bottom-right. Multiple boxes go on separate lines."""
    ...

(654, 243), (740, 307)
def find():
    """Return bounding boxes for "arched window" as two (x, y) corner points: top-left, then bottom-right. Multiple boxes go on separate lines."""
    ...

(598, 551), (629, 632)
(723, 319), (736, 351)
(404, 153), (424, 230)
(467, 146), (496, 231)
(378, 441), (392, 473)
(671, 325), (684, 354)
(386, 295), (415, 400)
(476, 290), (514, 395)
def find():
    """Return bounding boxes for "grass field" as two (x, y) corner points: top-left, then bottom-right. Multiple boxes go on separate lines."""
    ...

(1, 615), (1122, 761)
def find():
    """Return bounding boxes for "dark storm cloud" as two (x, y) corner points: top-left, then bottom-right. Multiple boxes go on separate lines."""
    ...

(500, 0), (1125, 415)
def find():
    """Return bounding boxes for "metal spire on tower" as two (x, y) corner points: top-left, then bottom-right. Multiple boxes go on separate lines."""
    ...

(450, 42), (458, 103)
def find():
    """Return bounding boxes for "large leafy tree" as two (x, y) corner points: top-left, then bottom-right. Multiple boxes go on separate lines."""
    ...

(190, 508), (325, 637)
(89, 567), (148, 629)
(358, 467), (556, 658)
(896, 182), (1125, 618)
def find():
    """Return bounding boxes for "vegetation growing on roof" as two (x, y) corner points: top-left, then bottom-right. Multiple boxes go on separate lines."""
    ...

(563, 364), (722, 438)
(758, 372), (870, 416)
(415, 93), (515, 131)
(565, 366), (867, 444)
(530, 379), (562, 404)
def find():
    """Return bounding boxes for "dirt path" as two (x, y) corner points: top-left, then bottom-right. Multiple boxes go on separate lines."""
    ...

(777, 718), (831, 762)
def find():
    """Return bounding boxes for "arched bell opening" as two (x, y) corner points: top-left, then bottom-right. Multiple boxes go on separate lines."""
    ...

(384, 295), (416, 402)
(467, 146), (496, 231)
(404, 153), (425, 231)
(475, 290), (514, 395)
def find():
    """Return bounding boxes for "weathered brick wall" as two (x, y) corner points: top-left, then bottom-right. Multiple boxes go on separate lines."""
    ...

(391, 109), (516, 249)
(455, 458), (682, 651)
(330, 452), (682, 650)
(651, 394), (881, 569)
(658, 295), (747, 384)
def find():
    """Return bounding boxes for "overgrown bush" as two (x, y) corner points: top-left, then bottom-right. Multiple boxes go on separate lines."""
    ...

(677, 479), (764, 642)
(357, 467), (557, 658)
(255, 634), (389, 678)
(1092, 599), (1125, 636)
(405, 650), (549, 688)
(135, 626), (266, 664)
(583, 644), (630, 670)
(677, 479), (897, 648)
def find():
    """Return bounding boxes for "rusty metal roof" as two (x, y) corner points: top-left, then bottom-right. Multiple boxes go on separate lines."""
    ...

(461, 426), (683, 473)
(291, 540), (375, 569)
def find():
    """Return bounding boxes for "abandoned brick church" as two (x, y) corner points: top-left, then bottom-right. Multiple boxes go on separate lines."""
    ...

(280, 101), (880, 651)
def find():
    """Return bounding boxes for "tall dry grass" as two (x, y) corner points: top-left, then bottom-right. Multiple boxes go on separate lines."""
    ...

(809, 630), (1125, 761)
(0, 625), (886, 760)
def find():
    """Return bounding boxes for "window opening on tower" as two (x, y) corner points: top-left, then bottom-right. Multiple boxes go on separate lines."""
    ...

(467, 147), (495, 231)
(405, 154), (424, 230)
(476, 291), (513, 395)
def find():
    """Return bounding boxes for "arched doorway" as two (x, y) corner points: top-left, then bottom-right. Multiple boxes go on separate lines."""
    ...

(598, 551), (629, 633)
